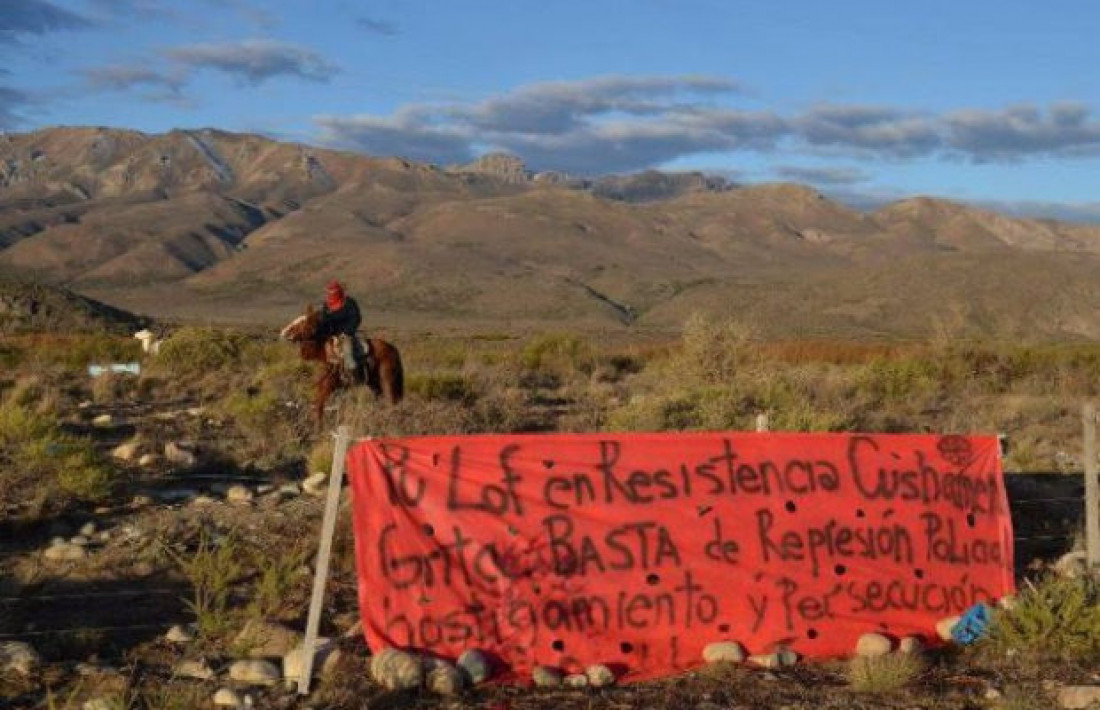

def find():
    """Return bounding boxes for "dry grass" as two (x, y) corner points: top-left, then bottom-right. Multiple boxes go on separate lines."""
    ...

(847, 653), (927, 693)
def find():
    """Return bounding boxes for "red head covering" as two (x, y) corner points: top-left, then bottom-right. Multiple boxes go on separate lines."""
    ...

(326, 280), (345, 310)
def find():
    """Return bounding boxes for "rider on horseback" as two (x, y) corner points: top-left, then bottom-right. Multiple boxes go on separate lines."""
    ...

(318, 280), (367, 383)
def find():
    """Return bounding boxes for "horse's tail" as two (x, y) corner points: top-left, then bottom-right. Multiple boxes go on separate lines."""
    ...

(390, 347), (404, 403)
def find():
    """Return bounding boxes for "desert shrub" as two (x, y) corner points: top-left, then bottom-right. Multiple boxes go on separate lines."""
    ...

(407, 372), (478, 403)
(154, 327), (254, 375)
(0, 400), (114, 510)
(846, 653), (926, 693)
(307, 438), (334, 474)
(28, 333), (141, 370)
(520, 332), (595, 376)
(856, 357), (942, 405)
(165, 528), (245, 641)
(984, 575), (1100, 663)
(677, 312), (757, 385)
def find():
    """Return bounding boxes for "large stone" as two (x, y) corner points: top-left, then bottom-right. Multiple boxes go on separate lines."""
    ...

(936, 616), (961, 642)
(898, 636), (923, 655)
(302, 473), (328, 496)
(855, 633), (892, 658)
(585, 664), (615, 688)
(111, 441), (140, 461)
(166, 625), (194, 644)
(370, 648), (423, 690)
(1059, 685), (1100, 709)
(213, 688), (242, 708)
(749, 647), (797, 669)
(233, 620), (300, 658)
(83, 700), (113, 710)
(282, 638), (340, 684)
(1054, 551), (1088, 579)
(457, 648), (492, 684)
(92, 414), (113, 427)
(427, 663), (464, 696)
(702, 641), (746, 663)
(138, 454), (159, 468)
(228, 659), (280, 686)
(225, 485), (254, 505)
(532, 665), (562, 687)
(164, 441), (197, 467)
(175, 658), (215, 680)
(44, 541), (87, 561)
(564, 673), (588, 688)
(0, 641), (40, 675)
(79, 522), (97, 537)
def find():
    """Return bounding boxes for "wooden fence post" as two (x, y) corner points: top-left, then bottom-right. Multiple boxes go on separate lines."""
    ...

(298, 425), (352, 695)
(1085, 403), (1099, 569)
(755, 412), (769, 432)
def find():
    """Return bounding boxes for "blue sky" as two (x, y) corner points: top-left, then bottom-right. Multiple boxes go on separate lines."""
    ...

(3, 0), (1100, 219)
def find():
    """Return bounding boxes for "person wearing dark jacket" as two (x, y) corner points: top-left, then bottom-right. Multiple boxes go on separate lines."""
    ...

(318, 280), (366, 382)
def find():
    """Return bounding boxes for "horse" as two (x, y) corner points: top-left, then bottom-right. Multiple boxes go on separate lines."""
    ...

(279, 305), (404, 427)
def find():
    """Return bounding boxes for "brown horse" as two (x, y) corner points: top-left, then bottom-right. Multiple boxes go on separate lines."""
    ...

(279, 305), (404, 427)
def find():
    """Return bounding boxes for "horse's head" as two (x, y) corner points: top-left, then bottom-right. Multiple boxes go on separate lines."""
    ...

(279, 305), (320, 343)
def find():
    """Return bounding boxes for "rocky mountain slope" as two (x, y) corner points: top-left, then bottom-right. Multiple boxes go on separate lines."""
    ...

(2, 126), (1099, 339)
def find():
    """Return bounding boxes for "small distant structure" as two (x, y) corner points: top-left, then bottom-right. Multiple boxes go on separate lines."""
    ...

(134, 329), (162, 355)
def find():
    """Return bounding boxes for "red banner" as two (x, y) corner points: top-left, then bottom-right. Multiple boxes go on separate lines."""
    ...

(346, 431), (1014, 682)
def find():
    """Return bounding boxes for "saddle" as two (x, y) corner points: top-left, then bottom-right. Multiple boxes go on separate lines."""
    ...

(325, 334), (372, 386)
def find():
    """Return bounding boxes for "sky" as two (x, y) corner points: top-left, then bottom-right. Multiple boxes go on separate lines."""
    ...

(3, 0), (1100, 220)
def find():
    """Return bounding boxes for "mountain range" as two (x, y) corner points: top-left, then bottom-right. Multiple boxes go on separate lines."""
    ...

(2, 126), (1099, 340)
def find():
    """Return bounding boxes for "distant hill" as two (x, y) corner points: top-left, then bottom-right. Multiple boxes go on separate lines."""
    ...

(0, 276), (147, 334)
(2, 126), (1100, 340)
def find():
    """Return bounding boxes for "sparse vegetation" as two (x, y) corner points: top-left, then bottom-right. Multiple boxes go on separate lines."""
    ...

(846, 653), (926, 693)
(984, 574), (1100, 664)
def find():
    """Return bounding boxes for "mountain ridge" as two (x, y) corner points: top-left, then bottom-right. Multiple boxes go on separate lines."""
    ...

(2, 126), (1099, 340)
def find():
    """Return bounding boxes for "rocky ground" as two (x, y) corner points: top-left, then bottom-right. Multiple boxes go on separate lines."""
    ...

(2, 338), (1100, 709)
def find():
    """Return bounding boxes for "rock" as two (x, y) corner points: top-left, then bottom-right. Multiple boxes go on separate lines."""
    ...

(370, 648), (423, 690)
(233, 620), (301, 658)
(111, 441), (140, 461)
(138, 454), (159, 467)
(83, 700), (113, 710)
(166, 625), (194, 644)
(750, 648), (797, 669)
(191, 495), (218, 506)
(302, 473), (328, 496)
(564, 673), (589, 688)
(457, 649), (492, 684)
(131, 494), (154, 508)
(427, 663), (464, 696)
(277, 483), (301, 498)
(175, 658), (215, 680)
(75, 662), (119, 676)
(228, 659), (280, 686)
(225, 485), (254, 504)
(532, 665), (563, 687)
(70, 535), (90, 546)
(165, 441), (197, 467)
(585, 664), (615, 687)
(1059, 685), (1100, 709)
(0, 641), (40, 675)
(855, 633), (892, 658)
(256, 484), (275, 495)
(898, 636), (923, 655)
(282, 639), (341, 684)
(92, 414), (113, 427)
(935, 616), (960, 642)
(703, 641), (746, 663)
(79, 522), (97, 537)
(984, 686), (1003, 700)
(998, 595), (1018, 611)
(1055, 551), (1088, 578)
(97, 531), (110, 542)
(213, 688), (243, 708)
(44, 541), (87, 561)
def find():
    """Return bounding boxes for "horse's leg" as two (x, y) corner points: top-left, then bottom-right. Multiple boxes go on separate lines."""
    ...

(315, 370), (336, 430)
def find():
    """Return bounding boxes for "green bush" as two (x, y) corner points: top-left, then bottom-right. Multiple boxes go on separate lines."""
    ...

(847, 653), (926, 693)
(520, 333), (594, 375)
(155, 327), (254, 375)
(985, 575), (1100, 663)
(0, 400), (114, 509)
